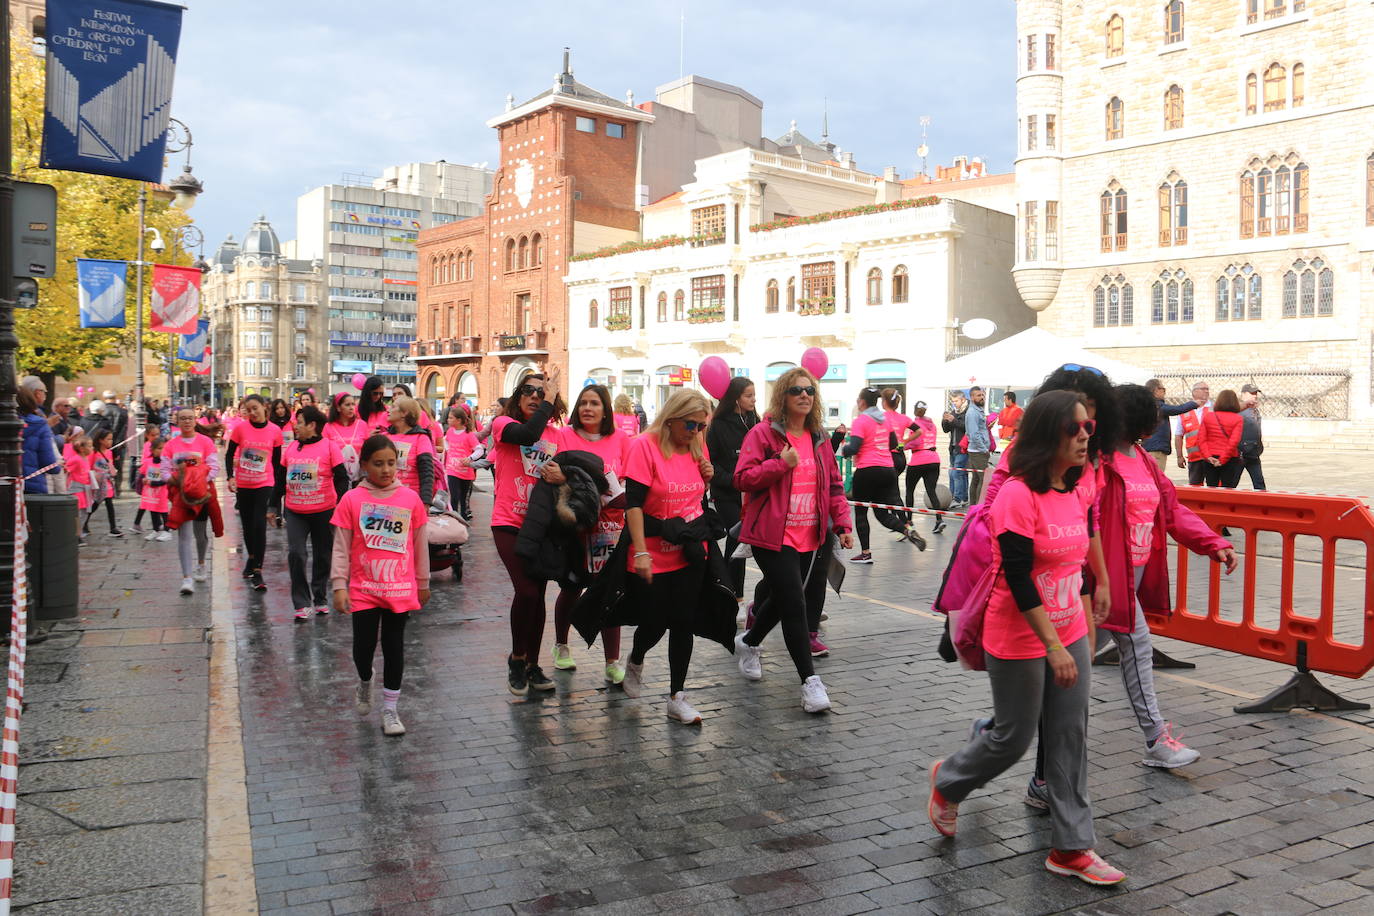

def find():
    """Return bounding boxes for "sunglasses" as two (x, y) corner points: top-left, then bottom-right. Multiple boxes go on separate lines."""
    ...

(517, 384), (546, 398)
(1064, 419), (1097, 437)
(674, 419), (708, 433)
(1059, 363), (1104, 377)
(786, 385), (816, 396)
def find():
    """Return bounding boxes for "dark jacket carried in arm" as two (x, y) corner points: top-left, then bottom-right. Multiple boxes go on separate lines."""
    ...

(515, 450), (609, 585)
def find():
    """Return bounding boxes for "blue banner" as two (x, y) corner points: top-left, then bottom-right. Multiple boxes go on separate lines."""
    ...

(177, 317), (209, 359)
(40, 0), (185, 182)
(76, 258), (128, 328)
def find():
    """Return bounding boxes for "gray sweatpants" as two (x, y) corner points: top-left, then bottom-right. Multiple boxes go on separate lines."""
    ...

(936, 635), (1095, 851)
(1112, 566), (1166, 743)
(177, 517), (209, 578)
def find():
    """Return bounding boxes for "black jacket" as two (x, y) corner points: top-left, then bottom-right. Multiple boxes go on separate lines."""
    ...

(1143, 399), (1198, 454)
(515, 450), (609, 585)
(706, 409), (759, 503)
(941, 407), (967, 449)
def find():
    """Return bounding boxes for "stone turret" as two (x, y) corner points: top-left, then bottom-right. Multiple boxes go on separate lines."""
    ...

(1012, 0), (1064, 311)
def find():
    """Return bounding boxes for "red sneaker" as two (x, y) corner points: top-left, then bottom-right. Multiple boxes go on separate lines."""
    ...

(809, 633), (829, 658)
(1046, 849), (1126, 885)
(927, 760), (958, 837)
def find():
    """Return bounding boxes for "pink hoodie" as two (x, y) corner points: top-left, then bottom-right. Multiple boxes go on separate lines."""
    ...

(733, 418), (852, 551)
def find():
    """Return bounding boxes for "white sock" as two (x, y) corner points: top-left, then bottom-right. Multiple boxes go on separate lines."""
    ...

(382, 688), (400, 712)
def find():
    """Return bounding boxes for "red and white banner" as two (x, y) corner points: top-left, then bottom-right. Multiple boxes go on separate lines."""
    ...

(189, 345), (212, 375)
(150, 264), (202, 334)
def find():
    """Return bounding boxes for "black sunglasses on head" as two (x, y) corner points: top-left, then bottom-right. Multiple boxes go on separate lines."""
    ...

(786, 385), (816, 397)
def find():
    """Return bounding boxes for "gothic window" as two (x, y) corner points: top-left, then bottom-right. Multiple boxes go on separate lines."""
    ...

(1245, 73), (1258, 115)
(1045, 202), (1059, 260)
(1283, 258), (1333, 317)
(1241, 156), (1309, 238)
(1106, 14), (1124, 57)
(1093, 274), (1133, 327)
(1164, 1), (1184, 44)
(892, 265), (909, 303)
(1164, 85), (1184, 130)
(1217, 264), (1261, 320)
(865, 269), (881, 305)
(1150, 269), (1193, 324)
(1106, 97), (1124, 140)
(1158, 174), (1188, 246)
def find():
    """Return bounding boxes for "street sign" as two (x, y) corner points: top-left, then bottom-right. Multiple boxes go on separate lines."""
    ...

(12, 181), (57, 278)
(14, 278), (38, 309)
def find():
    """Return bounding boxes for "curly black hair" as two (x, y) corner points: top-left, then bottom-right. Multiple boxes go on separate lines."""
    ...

(1114, 383), (1159, 443)
(1035, 365), (1119, 463)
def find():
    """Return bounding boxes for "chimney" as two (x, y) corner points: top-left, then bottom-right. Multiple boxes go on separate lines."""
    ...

(560, 48), (575, 94)
(841, 151), (856, 169)
(883, 166), (899, 182)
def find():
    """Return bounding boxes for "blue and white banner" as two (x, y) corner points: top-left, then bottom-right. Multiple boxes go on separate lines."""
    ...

(40, 0), (185, 182)
(177, 317), (209, 360)
(76, 258), (128, 328)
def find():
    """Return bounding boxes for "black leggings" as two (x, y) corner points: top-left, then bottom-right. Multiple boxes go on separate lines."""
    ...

(235, 485), (272, 572)
(133, 507), (168, 529)
(351, 608), (409, 690)
(493, 525), (549, 660)
(746, 544), (829, 681)
(84, 497), (118, 534)
(447, 475), (473, 516)
(629, 565), (701, 695)
(713, 489), (746, 599)
(1201, 458), (1244, 488)
(905, 462), (940, 510)
(850, 465), (906, 551)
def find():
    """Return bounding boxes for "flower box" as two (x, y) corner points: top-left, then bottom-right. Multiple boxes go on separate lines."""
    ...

(749, 196), (941, 233)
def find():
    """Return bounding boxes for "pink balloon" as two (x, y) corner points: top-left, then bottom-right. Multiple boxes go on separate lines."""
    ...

(307, 387), (316, 395)
(698, 356), (732, 399)
(352, 373), (367, 391)
(800, 347), (829, 379)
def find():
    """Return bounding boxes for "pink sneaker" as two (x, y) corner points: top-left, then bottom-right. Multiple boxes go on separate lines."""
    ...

(293, 607), (311, 621)
(1046, 849), (1126, 885)
(314, 605), (330, 616)
(927, 760), (958, 837)
(809, 633), (829, 658)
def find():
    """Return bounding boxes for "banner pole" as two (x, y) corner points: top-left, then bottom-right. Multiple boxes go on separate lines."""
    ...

(133, 184), (147, 435)
(0, 0), (21, 630)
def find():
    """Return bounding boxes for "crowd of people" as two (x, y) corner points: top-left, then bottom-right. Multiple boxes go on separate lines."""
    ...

(14, 363), (1272, 887)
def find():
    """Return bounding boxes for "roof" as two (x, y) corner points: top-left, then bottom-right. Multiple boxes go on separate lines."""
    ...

(240, 214), (282, 260)
(487, 54), (655, 129)
(644, 191), (684, 210)
(515, 77), (635, 114)
(773, 120), (828, 151)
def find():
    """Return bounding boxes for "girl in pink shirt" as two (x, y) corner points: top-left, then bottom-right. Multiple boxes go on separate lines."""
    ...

(546, 385), (632, 682)
(443, 407), (479, 520)
(227, 395), (283, 590)
(930, 390), (1126, 888)
(137, 438), (171, 540)
(284, 405), (349, 620)
(612, 393), (640, 439)
(84, 430), (122, 538)
(66, 435), (94, 540)
(357, 376), (391, 435)
(904, 402), (945, 532)
(331, 434), (430, 736)
(325, 393), (366, 482)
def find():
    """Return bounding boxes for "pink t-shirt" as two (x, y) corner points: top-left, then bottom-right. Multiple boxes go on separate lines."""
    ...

(614, 414), (639, 438)
(850, 413), (893, 469)
(360, 410), (391, 435)
(622, 435), (708, 574)
(1114, 451), (1161, 567)
(444, 429), (479, 480)
(90, 452), (115, 497)
(139, 456), (170, 512)
(229, 422), (283, 489)
(489, 415), (560, 529)
(558, 427), (632, 575)
(908, 416), (940, 466)
(390, 429), (436, 499)
(165, 433), (218, 476)
(984, 477), (1091, 660)
(884, 411), (913, 453)
(783, 431), (821, 553)
(331, 485), (427, 613)
(283, 438), (344, 513)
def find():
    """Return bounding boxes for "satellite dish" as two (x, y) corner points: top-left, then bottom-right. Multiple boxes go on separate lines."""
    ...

(961, 318), (997, 340)
(916, 144), (929, 158)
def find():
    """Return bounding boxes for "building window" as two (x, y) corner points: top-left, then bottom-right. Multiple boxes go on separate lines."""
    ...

(785, 277), (796, 311)
(690, 205), (726, 245)
(865, 269), (881, 306)
(260, 331), (274, 349)
(240, 331), (255, 349)
(690, 275), (726, 321)
(294, 332), (306, 354)
(242, 358), (257, 377)
(1164, 1), (1184, 44)
(606, 122), (624, 138)
(588, 299), (598, 328)
(245, 281), (256, 299)
(531, 233), (543, 266)
(1217, 264), (1262, 320)
(1366, 153), (1374, 225)
(1045, 114), (1057, 149)
(517, 236), (529, 270)
(1240, 156), (1308, 238)
(1100, 184), (1128, 251)
(244, 305), (258, 322)
(575, 116), (595, 133)
(673, 289), (685, 320)
(1106, 97), (1124, 140)
(1283, 258), (1333, 317)
(765, 280), (780, 313)
(1026, 34), (1037, 70)
(505, 238), (516, 272)
(261, 358), (273, 377)
(1245, 72), (1258, 115)
(1024, 201), (1039, 261)
(891, 265), (909, 304)
(1158, 175), (1188, 246)
(1263, 62), (1286, 111)
(1026, 114), (1038, 151)
(462, 303), (472, 337)
(1045, 201), (1059, 260)
(800, 262), (836, 312)
(294, 307), (307, 329)
(1150, 269), (1193, 324)
(657, 291), (668, 321)
(1292, 63), (1304, 107)
(609, 285), (632, 323)
(1045, 33), (1056, 69)
(1092, 275), (1133, 327)
(1106, 13), (1124, 57)
(1164, 85), (1184, 130)
(295, 360), (306, 378)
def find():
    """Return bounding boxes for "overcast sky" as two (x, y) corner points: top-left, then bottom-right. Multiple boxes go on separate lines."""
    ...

(173, 0), (1015, 252)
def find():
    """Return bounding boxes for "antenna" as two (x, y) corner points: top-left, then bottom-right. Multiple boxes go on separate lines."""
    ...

(679, 8), (685, 81)
(917, 115), (931, 177)
(822, 97), (829, 147)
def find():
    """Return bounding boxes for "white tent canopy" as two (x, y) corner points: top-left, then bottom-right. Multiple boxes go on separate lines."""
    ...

(930, 326), (1154, 391)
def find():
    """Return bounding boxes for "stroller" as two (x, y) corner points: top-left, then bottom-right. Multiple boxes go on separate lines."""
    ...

(426, 490), (469, 580)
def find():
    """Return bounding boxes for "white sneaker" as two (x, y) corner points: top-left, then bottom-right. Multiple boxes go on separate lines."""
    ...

(179, 577), (194, 595)
(192, 563), (208, 582)
(735, 602), (748, 628)
(144, 530), (157, 542)
(734, 633), (762, 681)
(156, 530), (172, 542)
(1142, 723), (1200, 768)
(801, 675), (831, 713)
(666, 692), (702, 725)
(622, 660), (644, 698)
(355, 681), (372, 715)
(381, 707), (406, 736)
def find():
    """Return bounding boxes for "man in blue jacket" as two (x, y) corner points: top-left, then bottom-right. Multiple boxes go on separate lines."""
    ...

(965, 387), (992, 505)
(1142, 378), (1197, 471)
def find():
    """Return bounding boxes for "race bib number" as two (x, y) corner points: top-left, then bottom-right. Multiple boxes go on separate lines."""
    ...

(360, 501), (409, 554)
(145, 468), (167, 484)
(394, 440), (413, 472)
(239, 448), (267, 476)
(585, 521), (622, 575)
(287, 460), (319, 494)
(521, 438), (557, 478)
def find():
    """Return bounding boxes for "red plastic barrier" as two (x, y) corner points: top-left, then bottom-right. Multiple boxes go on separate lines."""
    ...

(1154, 487), (1374, 681)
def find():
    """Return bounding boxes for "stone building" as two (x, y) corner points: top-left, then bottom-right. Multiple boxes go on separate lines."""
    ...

(203, 216), (327, 403)
(1014, 0), (1374, 444)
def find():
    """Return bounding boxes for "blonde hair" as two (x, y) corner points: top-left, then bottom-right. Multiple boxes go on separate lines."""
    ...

(613, 393), (634, 415)
(648, 389), (711, 460)
(767, 368), (824, 434)
(389, 395), (421, 428)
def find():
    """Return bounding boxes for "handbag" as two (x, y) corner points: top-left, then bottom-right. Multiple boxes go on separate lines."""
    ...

(949, 562), (999, 672)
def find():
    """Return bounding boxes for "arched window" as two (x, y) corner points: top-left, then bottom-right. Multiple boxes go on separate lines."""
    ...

(1106, 96), (1124, 140)
(656, 291), (668, 321)
(673, 289), (685, 321)
(1263, 62), (1286, 111)
(1150, 269), (1193, 324)
(866, 268), (882, 305)
(531, 233), (543, 266)
(786, 277), (796, 311)
(1092, 274), (1133, 327)
(1366, 153), (1374, 226)
(1245, 73), (1258, 115)
(1241, 155), (1309, 238)
(1291, 63), (1304, 106)
(892, 265), (909, 303)
(504, 238), (516, 272)
(431, 257), (439, 284)
(588, 299), (599, 328)
(1100, 184), (1128, 252)
(517, 236), (529, 270)
(765, 280), (780, 313)
(1164, 1), (1184, 44)
(1217, 264), (1261, 321)
(1164, 85), (1184, 130)
(1283, 258), (1333, 317)
(1106, 13), (1124, 57)
(1158, 174), (1188, 246)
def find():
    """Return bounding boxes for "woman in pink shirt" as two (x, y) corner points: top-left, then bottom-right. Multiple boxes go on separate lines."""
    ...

(903, 401), (945, 533)
(929, 390), (1126, 888)
(283, 406), (349, 620)
(385, 396), (436, 506)
(836, 387), (926, 564)
(732, 369), (853, 714)
(612, 393), (640, 439)
(325, 393), (366, 482)
(442, 407), (479, 520)
(227, 394), (283, 591)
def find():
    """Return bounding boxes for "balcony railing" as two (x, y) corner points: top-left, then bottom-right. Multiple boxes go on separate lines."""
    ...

(491, 330), (549, 352)
(686, 306), (725, 324)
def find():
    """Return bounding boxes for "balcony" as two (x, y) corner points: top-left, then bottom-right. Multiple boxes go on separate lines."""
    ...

(797, 297), (836, 317)
(489, 330), (549, 355)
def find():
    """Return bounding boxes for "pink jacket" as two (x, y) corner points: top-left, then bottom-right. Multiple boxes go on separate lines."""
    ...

(1094, 444), (1231, 633)
(734, 419), (852, 551)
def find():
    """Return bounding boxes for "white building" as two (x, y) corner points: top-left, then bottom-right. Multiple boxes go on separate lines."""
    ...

(566, 147), (1030, 421)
